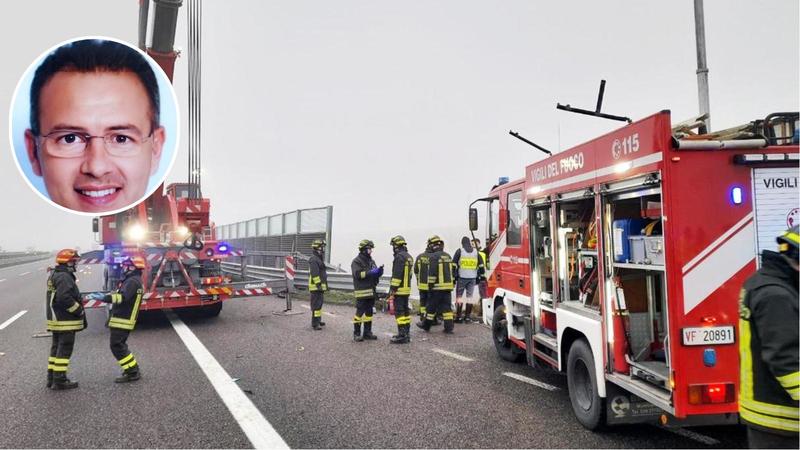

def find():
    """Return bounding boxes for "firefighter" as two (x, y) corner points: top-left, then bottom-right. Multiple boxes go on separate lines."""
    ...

(453, 236), (483, 323)
(472, 238), (488, 321)
(417, 235), (455, 333)
(739, 226), (799, 449)
(388, 236), (414, 344)
(46, 249), (86, 390)
(351, 239), (382, 341)
(309, 239), (328, 331)
(414, 240), (433, 322)
(104, 254), (145, 383)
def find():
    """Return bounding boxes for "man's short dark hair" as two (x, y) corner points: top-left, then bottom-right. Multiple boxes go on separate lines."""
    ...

(30, 39), (160, 136)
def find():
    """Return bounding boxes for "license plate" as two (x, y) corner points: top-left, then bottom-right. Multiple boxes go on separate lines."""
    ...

(682, 326), (735, 346)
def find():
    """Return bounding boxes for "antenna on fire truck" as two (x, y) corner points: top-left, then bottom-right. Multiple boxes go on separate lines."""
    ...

(556, 79), (632, 124)
(508, 130), (552, 156)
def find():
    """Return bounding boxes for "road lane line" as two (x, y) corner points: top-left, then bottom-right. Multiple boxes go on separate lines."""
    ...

(432, 348), (474, 362)
(662, 427), (720, 446)
(0, 310), (27, 331)
(300, 304), (310, 309)
(166, 311), (289, 449)
(18, 272), (30, 276)
(0, 279), (6, 283)
(502, 371), (559, 391)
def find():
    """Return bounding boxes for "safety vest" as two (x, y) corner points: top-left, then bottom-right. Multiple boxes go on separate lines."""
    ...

(458, 248), (479, 279)
(739, 251), (799, 435)
(390, 250), (413, 296)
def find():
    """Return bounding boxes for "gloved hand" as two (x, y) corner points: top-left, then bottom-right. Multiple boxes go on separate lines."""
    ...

(85, 292), (104, 301)
(368, 266), (383, 278)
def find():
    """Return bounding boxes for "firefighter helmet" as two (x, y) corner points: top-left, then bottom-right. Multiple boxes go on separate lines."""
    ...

(358, 239), (375, 251)
(390, 235), (407, 247)
(427, 235), (443, 246)
(311, 239), (326, 250)
(121, 255), (146, 270)
(55, 249), (80, 265)
(777, 226), (799, 260)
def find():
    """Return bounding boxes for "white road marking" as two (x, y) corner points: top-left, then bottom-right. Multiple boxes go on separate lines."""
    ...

(18, 272), (30, 276)
(662, 427), (720, 446)
(300, 304), (310, 309)
(0, 279), (5, 283)
(166, 311), (289, 449)
(502, 371), (559, 391)
(432, 348), (474, 362)
(0, 310), (27, 331)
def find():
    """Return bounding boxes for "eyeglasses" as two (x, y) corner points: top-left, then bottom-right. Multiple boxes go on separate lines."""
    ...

(37, 129), (154, 158)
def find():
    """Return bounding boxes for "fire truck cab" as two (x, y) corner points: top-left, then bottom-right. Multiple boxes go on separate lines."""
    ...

(472, 110), (798, 429)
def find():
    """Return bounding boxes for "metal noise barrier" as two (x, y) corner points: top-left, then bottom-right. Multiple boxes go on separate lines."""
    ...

(221, 261), (392, 292)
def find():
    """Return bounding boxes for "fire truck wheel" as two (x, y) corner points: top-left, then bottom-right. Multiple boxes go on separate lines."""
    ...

(199, 302), (223, 318)
(567, 338), (606, 430)
(492, 305), (524, 363)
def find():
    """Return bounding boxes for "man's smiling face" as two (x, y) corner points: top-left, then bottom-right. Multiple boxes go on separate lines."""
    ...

(25, 70), (164, 213)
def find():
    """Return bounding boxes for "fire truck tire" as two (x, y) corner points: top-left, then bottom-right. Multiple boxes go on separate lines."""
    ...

(199, 302), (223, 318)
(567, 338), (606, 430)
(492, 305), (524, 363)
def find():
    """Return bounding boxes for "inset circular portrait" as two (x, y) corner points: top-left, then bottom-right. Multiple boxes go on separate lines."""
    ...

(9, 36), (179, 215)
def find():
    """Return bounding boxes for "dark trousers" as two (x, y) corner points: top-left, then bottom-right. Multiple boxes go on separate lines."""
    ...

(310, 291), (324, 326)
(394, 295), (411, 328)
(110, 328), (139, 373)
(354, 296), (375, 335)
(427, 290), (454, 331)
(747, 427), (799, 449)
(49, 331), (75, 373)
(418, 290), (429, 317)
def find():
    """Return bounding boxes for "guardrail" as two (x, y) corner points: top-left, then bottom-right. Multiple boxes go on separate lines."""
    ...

(221, 261), (392, 292)
(0, 253), (51, 269)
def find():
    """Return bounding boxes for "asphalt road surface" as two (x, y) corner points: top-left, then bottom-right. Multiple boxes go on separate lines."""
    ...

(0, 261), (748, 448)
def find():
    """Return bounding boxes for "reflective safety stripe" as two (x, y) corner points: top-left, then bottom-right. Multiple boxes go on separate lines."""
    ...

(441, 311), (454, 320)
(776, 371), (800, 400)
(360, 271), (366, 279)
(352, 316), (363, 324)
(48, 357), (56, 363)
(362, 315), (373, 322)
(433, 283), (454, 290)
(740, 405), (800, 433)
(52, 357), (69, 372)
(396, 315), (412, 325)
(426, 313), (436, 320)
(354, 289), (374, 298)
(118, 353), (135, 366)
(420, 306), (427, 314)
(111, 293), (123, 305)
(122, 359), (138, 370)
(311, 276), (321, 284)
(741, 398), (799, 420)
(47, 319), (84, 331)
(418, 283), (428, 291)
(390, 278), (402, 287)
(47, 365), (56, 370)
(396, 287), (412, 295)
(313, 310), (322, 317)
(66, 302), (81, 313)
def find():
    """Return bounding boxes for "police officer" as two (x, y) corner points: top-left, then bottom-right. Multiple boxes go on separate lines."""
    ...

(309, 239), (329, 331)
(453, 236), (483, 323)
(389, 236), (414, 344)
(104, 254), (145, 383)
(417, 236), (455, 334)
(739, 226), (799, 448)
(351, 240), (382, 341)
(414, 240), (433, 322)
(46, 249), (86, 390)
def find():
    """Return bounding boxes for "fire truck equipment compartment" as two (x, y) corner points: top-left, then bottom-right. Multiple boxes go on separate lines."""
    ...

(613, 219), (647, 263)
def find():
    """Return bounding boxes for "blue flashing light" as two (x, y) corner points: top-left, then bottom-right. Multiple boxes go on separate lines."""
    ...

(216, 242), (230, 254)
(731, 187), (743, 205)
(703, 348), (717, 367)
(498, 176), (509, 185)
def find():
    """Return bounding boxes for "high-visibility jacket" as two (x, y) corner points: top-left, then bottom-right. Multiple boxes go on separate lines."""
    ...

(739, 250), (799, 435)
(309, 254), (328, 292)
(105, 271), (143, 331)
(428, 250), (455, 291)
(390, 250), (413, 296)
(453, 247), (482, 280)
(414, 251), (432, 291)
(46, 266), (86, 332)
(477, 250), (488, 280)
(351, 252), (378, 299)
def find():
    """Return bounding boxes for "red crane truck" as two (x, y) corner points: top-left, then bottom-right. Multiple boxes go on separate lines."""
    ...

(469, 110), (798, 428)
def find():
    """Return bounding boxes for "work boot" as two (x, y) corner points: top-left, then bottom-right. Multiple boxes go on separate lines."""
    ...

(312, 317), (322, 331)
(390, 325), (407, 344)
(319, 321), (326, 326)
(443, 319), (454, 334)
(51, 372), (78, 390)
(416, 318), (431, 332)
(115, 367), (141, 383)
(353, 322), (363, 341)
(454, 317), (464, 324)
(46, 369), (53, 389)
(464, 317), (473, 324)
(362, 322), (377, 340)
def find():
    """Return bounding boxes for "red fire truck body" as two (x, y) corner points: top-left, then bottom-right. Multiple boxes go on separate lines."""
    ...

(475, 110), (798, 428)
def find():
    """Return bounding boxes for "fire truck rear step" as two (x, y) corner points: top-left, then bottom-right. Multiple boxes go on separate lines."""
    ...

(628, 360), (669, 389)
(606, 372), (673, 414)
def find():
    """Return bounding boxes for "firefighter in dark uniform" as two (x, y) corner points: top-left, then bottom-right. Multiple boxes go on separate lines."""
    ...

(104, 255), (145, 383)
(351, 239), (382, 341)
(309, 239), (328, 331)
(417, 236), (455, 334)
(46, 249), (86, 390)
(389, 236), (414, 344)
(414, 240), (433, 322)
(739, 226), (799, 448)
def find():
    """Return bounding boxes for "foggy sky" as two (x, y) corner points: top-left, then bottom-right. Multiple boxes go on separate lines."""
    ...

(1, 1), (798, 268)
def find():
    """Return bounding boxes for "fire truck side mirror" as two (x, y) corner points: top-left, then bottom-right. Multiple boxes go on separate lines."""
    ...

(92, 218), (99, 233)
(469, 208), (479, 231)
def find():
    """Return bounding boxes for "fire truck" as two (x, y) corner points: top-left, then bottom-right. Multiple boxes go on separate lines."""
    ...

(469, 110), (798, 428)
(79, 0), (282, 315)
